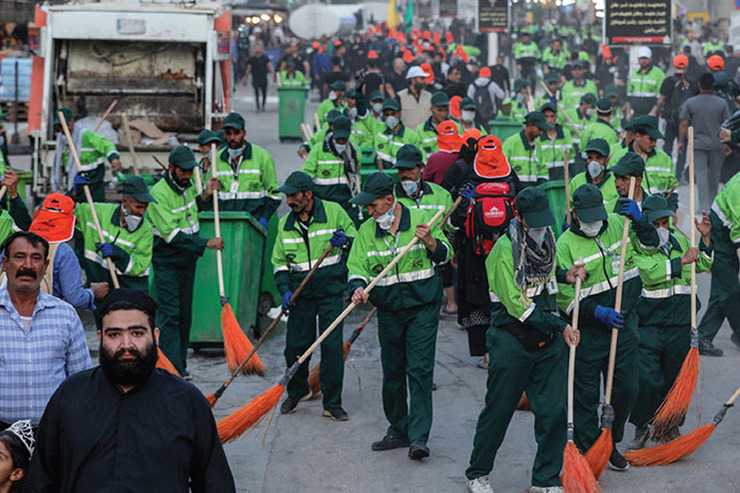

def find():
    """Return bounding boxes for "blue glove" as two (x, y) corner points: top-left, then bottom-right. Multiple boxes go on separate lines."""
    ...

(95, 242), (114, 258)
(330, 230), (347, 247)
(259, 217), (269, 231)
(459, 187), (474, 204)
(282, 291), (295, 312)
(562, 219), (570, 233)
(618, 198), (643, 222)
(594, 305), (624, 330)
(73, 173), (89, 195)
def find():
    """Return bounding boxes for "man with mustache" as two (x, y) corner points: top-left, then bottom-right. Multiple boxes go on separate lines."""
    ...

(25, 289), (236, 492)
(0, 231), (92, 429)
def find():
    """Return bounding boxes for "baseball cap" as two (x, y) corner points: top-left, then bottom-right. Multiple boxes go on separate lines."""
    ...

(329, 80), (347, 91)
(513, 79), (529, 92)
(197, 129), (221, 146)
(368, 90), (384, 102)
(604, 84), (619, 98)
(332, 116), (351, 139)
(122, 176), (157, 203)
(473, 135), (510, 178)
(437, 120), (463, 152)
(596, 97), (613, 114)
(633, 116), (664, 140)
(540, 102), (557, 114)
(636, 46), (652, 59)
(326, 109), (343, 124)
(572, 59), (588, 69)
(642, 195), (673, 223)
(707, 54), (724, 71)
(524, 112), (555, 131)
(673, 54), (689, 69)
(580, 93), (597, 105)
(479, 67), (492, 78)
(584, 138), (610, 157)
(431, 91), (450, 107)
(572, 184), (608, 222)
(382, 98), (400, 112)
(610, 152), (645, 177)
(169, 145), (199, 170)
(406, 66), (430, 79)
(275, 171), (315, 195)
(222, 112), (245, 130)
(53, 107), (73, 127)
(394, 144), (424, 169)
(545, 71), (560, 84)
(349, 172), (395, 205)
(516, 187), (555, 228)
(460, 97), (477, 110)
(29, 193), (76, 243)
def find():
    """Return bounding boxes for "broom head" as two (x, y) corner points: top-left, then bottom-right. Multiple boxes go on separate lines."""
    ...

(308, 340), (352, 398)
(217, 384), (285, 443)
(222, 303), (265, 376)
(650, 347), (699, 442)
(624, 423), (715, 467)
(156, 347), (180, 376)
(563, 441), (602, 493)
(584, 428), (612, 479)
(517, 392), (531, 410)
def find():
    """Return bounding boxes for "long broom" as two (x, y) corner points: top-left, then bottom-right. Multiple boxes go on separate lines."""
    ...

(625, 385), (740, 467)
(650, 127), (700, 442)
(217, 205), (453, 443)
(308, 306), (378, 397)
(206, 243), (336, 408)
(584, 176), (636, 479)
(563, 262), (601, 493)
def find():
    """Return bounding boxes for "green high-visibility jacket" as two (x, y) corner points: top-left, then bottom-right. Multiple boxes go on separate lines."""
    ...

(627, 66), (665, 114)
(352, 113), (376, 149)
(207, 142), (280, 219)
(711, 172), (740, 244)
(63, 130), (119, 200)
(569, 170), (619, 205)
(347, 205), (452, 311)
(703, 41), (725, 56)
(536, 124), (575, 180)
(502, 131), (547, 186)
(542, 47), (570, 70)
(610, 139), (628, 158)
(416, 117), (441, 157)
(487, 232), (567, 335)
(612, 106), (624, 131)
(148, 172), (209, 265)
(560, 80), (598, 110)
(579, 119), (619, 153)
(611, 143), (678, 202)
(555, 213), (658, 324)
(317, 98), (347, 127)
(75, 202), (153, 280)
(0, 209), (20, 246)
(634, 231), (712, 327)
(279, 70), (309, 88)
(514, 41), (541, 64)
(302, 138), (359, 206)
(370, 121), (423, 168)
(272, 197), (356, 299)
(455, 120), (489, 136)
(502, 97), (529, 121)
(393, 180), (455, 232)
(561, 108), (594, 148)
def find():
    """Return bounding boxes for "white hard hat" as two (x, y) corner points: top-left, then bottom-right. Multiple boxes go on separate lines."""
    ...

(636, 46), (652, 59)
(406, 66), (431, 79)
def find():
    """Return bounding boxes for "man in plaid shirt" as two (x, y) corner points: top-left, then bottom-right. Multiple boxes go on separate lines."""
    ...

(0, 231), (91, 426)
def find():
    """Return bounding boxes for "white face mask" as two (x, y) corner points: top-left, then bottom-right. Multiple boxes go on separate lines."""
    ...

(349, 107), (358, 119)
(657, 226), (671, 246)
(585, 108), (595, 117)
(122, 204), (143, 232)
(375, 201), (396, 230)
(527, 227), (548, 245)
(587, 160), (605, 179)
(228, 146), (245, 161)
(329, 90), (338, 100)
(333, 141), (347, 154)
(385, 116), (399, 130)
(372, 102), (383, 114)
(461, 110), (476, 123)
(579, 219), (603, 237)
(401, 179), (419, 196)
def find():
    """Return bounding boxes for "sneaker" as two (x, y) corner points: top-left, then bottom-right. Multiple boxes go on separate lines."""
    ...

(465, 475), (494, 493)
(371, 434), (410, 451)
(408, 440), (430, 460)
(731, 333), (740, 350)
(529, 487), (563, 493)
(608, 446), (630, 471)
(658, 426), (681, 444)
(628, 425), (649, 451)
(698, 338), (724, 357)
(322, 407), (349, 421)
(279, 391), (312, 414)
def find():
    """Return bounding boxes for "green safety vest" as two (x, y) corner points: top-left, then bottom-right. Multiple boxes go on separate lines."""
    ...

(346, 205), (452, 311)
(393, 180), (454, 232)
(579, 119), (619, 153)
(712, 172), (740, 243)
(611, 143), (677, 198)
(371, 122), (422, 167)
(279, 70), (308, 88)
(627, 66), (665, 113)
(272, 197), (357, 299)
(561, 107), (594, 148)
(560, 79), (598, 111)
(302, 139), (358, 205)
(542, 47), (569, 69)
(569, 171), (620, 205)
(352, 113), (375, 149)
(634, 232), (712, 326)
(536, 124), (575, 180)
(514, 41), (541, 63)
(611, 106), (624, 131)
(502, 131), (547, 186)
(0, 209), (19, 246)
(703, 41), (725, 56)
(416, 117), (441, 157)
(317, 98), (347, 127)
(63, 130), (119, 191)
(207, 142), (281, 218)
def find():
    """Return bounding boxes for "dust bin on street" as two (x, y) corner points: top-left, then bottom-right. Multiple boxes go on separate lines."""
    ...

(487, 117), (523, 142)
(278, 86), (308, 141)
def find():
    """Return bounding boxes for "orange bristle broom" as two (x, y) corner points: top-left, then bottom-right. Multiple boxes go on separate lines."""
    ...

(216, 206), (453, 443)
(156, 347), (180, 376)
(308, 307), (378, 397)
(625, 385), (740, 467)
(585, 177), (636, 479)
(207, 245), (335, 408)
(650, 129), (701, 443)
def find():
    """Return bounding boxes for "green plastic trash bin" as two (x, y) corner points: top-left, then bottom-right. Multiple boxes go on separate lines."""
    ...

(16, 171), (32, 203)
(278, 86), (308, 141)
(260, 213), (280, 314)
(539, 180), (567, 239)
(487, 117), (523, 142)
(190, 211), (266, 347)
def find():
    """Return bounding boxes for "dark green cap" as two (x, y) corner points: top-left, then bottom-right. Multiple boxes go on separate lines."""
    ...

(540, 102), (557, 114)
(517, 187), (555, 227)
(349, 172), (394, 205)
(604, 84), (618, 98)
(580, 93), (597, 105)
(382, 98), (400, 112)
(275, 171), (315, 195)
(54, 107), (73, 126)
(584, 138), (610, 157)
(460, 97), (477, 110)
(393, 144), (423, 169)
(223, 112), (245, 130)
(632, 115), (665, 140)
(332, 116), (351, 139)
(329, 80), (346, 91)
(610, 151), (645, 177)
(368, 90), (384, 102)
(524, 111), (554, 131)
(326, 109), (343, 124)
(168, 145), (198, 170)
(513, 79), (529, 92)
(545, 71), (560, 83)
(284, 58), (295, 68)
(642, 195), (673, 223)
(573, 184), (608, 222)
(197, 129), (221, 146)
(122, 176), (157, 203)
(431, 91), (450, 107)
(346, 88), (358, 99)
(596, 97), (612, 113)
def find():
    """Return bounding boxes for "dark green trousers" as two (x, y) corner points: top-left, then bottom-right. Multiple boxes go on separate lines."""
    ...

(574, 312), (639, 450)
(376, 303), (439, 443)
(152, 261), (195, 374)
(466, 329), (567, 487)
(285, 295), (344, 408)
(698, 211), (740, 341)
(629, 324), (689, 428)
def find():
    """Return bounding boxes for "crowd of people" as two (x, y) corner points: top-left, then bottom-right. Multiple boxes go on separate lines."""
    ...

(0, 10), (739, 493)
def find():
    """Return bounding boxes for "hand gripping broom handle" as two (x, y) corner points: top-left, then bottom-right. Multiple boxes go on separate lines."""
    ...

(92, 100), (118, 133)
(567, 258), (584, 441)
(604, 176), (635, 405)
(539, 80), (581, 137)
(58, 111), (120, 289)
(688, 127), (697, 332)
(211, 244), (336, 399)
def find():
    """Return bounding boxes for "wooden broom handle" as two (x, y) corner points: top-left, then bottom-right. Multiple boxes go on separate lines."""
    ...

(604, 176), (636, 404)
(58, 111), (120, 289)
(688, 127), (697, 332)
(92, 100), (118, 133)
(0, 186), (6, 202)
(121, 114), (140, 176)
(726, 385), (740, 406)
(564, 149), (571, 226)
(567, 257), (584, 425)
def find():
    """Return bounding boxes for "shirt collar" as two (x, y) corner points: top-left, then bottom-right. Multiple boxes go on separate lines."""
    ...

(0, 288), (56, 316)
(283, 197), (327, 231)
(519, 130), (534, 150)
(374, 204), (411, 238)
(423, 117), (437, 133)
(111, 205), (123, 228)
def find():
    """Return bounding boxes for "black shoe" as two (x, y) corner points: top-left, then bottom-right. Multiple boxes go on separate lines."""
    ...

(699, 338), (724, 357)
(371, 434), (410, 451)
(280, 391), (311, 414)
(322, 407), (349, 421)
(408, 440), (430, 460)
(731, 333), (740, 350)
(432, 383), (438, 391)
(608, 446), (629, 471)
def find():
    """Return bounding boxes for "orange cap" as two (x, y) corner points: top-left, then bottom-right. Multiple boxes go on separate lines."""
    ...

(462, 128), (482, 143)
(312, 41), (320, 49)
(601, 44), (612, 59)
(437, 120), (463, 152)
(29, 193), (76, 243)
(449, 95), (462, 119)
(479, 67), (492, 78)
(403, 50), (415, 63)
(423, 29), (431, 39)
(707, 54), (724, 71)
(673, 54), (689, 69)
(474, 135), (510, 178)
(368, 50), (379, 59)
(421, 63), (434, 84)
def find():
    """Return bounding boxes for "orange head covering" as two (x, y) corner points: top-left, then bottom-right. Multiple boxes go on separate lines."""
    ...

(312, 41), (320, 49)
(449, 95), (462, 119)
(421, 63), (434, 84)
(29, 193), (77, 243)
(462, 128), (482, 143)
(445, 31), (454, 43)
(473, 135), (510, 178)
(601, 44), (612, 59)
(437, 120), (463, 152)
(403, 50), (415, 63)
(707, 54), (724, 71)
(479, 67), (492, 78)
(423, 29), (431, 40)
(367, 50), (379, 59)
(433, 32), (441, 46)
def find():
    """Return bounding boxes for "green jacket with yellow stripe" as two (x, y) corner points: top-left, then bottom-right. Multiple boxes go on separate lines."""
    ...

(415, 117), (441, 157)
(569, 170), (619, 205)
(711, 171), (740, 245)
(536, 124), (575, 180)
(64, 130), (119, 199)
(317, 98), (347, 127)
(347, 205), (452, 311)
(370, 121), (422, 168)
(393, 180), (455, 232)
(502, 131), (548, 187)
(579, 118), (619, 153)
(302, 138), (359, 206)
(0, 209), (19, 246)
(611, 143), (678, 208)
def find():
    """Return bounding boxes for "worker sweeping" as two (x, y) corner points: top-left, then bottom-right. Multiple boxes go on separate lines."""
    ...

(272, 171), (356, 421)
(555, 181), (658, 471)
(627, 195), (713, 450)
(347, 172), (452, 460)
(464, 187), (583, 493)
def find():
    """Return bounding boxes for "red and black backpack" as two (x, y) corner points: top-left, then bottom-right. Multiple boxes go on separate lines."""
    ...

(464, 180), (517, 256)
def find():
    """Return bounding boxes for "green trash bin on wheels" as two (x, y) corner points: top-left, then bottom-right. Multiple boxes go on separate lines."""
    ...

(487, 117), (523, 142)
(189, 211), (266, 347)
(539, 180), (567, 239)
(278, 86), (308, 141)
